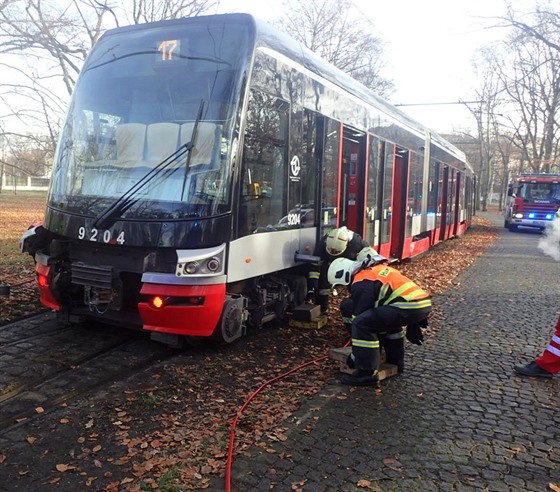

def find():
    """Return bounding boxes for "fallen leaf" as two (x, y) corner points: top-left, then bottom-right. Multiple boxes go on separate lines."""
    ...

(25, 436), (36, 444)
(357, 479), (377, 489)
(35, 407), (44, 414)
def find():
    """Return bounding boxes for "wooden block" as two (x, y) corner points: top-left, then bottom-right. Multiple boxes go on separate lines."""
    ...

(292, 304), (322, 322)
(288, 315), (328, 330)
(329, 346), (387, 364)
(329, 346), (352, 363)
(378, 363), (399, 380)
(338, 362), (398, 379)
(330, 346), (396, 380)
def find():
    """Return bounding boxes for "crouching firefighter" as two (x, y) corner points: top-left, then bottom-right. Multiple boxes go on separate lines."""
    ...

(307, 226), (368, 314)
(328, 251), (432, 387)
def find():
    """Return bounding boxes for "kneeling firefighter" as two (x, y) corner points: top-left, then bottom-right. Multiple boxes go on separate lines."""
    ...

(328, 250), (432, 386)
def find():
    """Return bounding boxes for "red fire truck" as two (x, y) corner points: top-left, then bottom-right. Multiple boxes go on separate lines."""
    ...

(504, 173), (560, 232)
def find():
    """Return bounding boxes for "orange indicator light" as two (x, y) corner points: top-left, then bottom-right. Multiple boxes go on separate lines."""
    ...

(151, 296), (165, 309)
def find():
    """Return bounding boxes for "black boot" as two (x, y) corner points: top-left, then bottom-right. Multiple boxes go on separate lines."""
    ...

(514, 361), (553, 378)
(383, 336), (405, 373)
(342, 347), (380, 386)
(319, 295), (329, 315)
(341, 369), (380, 387)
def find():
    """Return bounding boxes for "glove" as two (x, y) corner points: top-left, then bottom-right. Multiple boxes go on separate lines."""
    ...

(305, 290), (317, 304)
(406, 323), (424, 345)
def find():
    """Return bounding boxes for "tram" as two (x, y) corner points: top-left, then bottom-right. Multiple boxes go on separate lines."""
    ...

(21, 13), (475, 346)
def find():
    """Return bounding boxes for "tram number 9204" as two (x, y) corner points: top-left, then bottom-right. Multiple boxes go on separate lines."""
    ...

(78, 227), (125, 244)
(286, 213), (301, 226)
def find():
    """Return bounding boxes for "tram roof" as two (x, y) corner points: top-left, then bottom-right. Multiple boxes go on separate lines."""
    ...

(100, 12), (469, 168)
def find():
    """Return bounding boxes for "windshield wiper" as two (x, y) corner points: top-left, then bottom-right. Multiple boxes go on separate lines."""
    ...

(93, 100), (205, 230)
(180, 101), (205, 201)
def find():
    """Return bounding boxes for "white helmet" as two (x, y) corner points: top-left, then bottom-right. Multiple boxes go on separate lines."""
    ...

(356, 246), (387, 267)
(325, 227), (350, 256)
(327, 258), (357, 286)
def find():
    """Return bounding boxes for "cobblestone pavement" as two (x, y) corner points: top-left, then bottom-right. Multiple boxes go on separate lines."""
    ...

(229, 212), (560, 492)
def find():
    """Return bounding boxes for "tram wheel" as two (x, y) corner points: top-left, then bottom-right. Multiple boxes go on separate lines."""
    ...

(212, 297), (245, 344)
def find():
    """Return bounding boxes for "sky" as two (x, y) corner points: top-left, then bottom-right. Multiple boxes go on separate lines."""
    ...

(213, 0), (521, 135)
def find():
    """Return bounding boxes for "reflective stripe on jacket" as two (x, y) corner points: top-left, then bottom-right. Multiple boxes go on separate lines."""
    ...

(353, 265), (432, 310)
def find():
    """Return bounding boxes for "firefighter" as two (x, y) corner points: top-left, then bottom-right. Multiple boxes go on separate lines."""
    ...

(307, 226), (368, 314)
(339, 247), (408, 373)
(514, 314), (560, 378)
(328, 253), (432, 386)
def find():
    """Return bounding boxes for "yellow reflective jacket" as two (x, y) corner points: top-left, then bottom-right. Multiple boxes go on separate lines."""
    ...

(352, 265), (432, 311)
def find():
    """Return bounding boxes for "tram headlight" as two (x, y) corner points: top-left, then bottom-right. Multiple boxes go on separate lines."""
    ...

(207, 257), (221, 272)
(175, 244), (226, 277)
(184, 261), (200, 275)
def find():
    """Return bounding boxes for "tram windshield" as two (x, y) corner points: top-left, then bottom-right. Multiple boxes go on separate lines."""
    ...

(48, 17), (252, 220)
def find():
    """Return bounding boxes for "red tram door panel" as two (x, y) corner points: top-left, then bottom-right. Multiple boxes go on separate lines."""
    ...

(339, 127), (366, 234)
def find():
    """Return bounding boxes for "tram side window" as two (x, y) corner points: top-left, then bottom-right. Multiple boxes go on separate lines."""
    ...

(447, 168), (455, 226)
(365, 135), (381, 246)
(299, 109), (318, 227)
(426, 159), (440, 230)
(322, 119), (341, 230)
(381, 145), (394, 245)
(407, 151), (423, 237)
(239, 90), (289, 235)
(457, 173), (466, 222)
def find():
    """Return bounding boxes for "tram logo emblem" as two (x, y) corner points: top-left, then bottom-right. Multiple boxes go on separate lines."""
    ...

(290, 155), (301, 177)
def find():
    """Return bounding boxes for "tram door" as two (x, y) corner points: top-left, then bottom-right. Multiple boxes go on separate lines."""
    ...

(378, 144), (408, 259)
(339, 127), (367, 234)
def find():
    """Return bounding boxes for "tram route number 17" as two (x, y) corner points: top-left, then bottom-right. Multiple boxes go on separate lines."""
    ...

(158, 39), (179, 61)
(78, 227), (125, 244)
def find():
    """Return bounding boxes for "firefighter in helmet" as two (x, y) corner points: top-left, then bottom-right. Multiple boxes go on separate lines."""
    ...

(338, 247), (408, 374)
(328, 252), (432, 386)
(307, 226), (368, 314)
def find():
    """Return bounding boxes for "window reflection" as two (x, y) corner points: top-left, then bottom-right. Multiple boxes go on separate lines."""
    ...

(239, 90), (288, 235)
(322, 120), (340, 230)
(365, 135), (381, 246)
(407, 151), (423, 237)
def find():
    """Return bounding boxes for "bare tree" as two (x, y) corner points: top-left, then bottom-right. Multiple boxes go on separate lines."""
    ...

(495, 4), (560, 174)
(0, 0), (218, 190)
(125, 0), (219, 25)
(276, 0), (393, 98)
